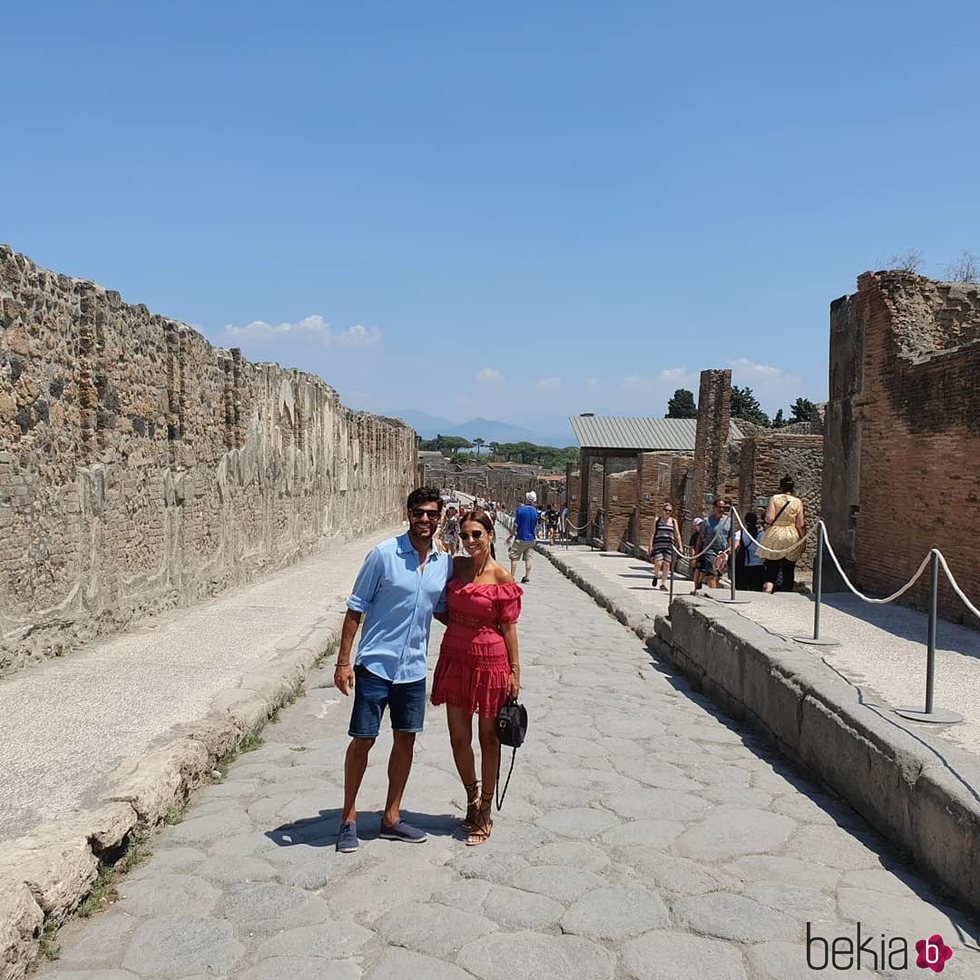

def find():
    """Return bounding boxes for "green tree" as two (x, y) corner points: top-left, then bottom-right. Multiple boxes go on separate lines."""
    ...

(730, 386), (770, 427)
(790, 397), (820, 425)
(665, 388), (698, 418)
(771, 408), (787, 428)
(472, 437), (485, 457)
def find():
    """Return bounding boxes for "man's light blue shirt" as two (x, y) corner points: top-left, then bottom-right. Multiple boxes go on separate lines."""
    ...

(347, 533), (452, 684)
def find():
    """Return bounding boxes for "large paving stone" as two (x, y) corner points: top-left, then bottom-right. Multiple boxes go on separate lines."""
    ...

(365, 947), (473, 980)
(535, 806), (620, 838)
(214, 881), (332, 933)
(456, 931), (616, 980)
(116, 873), (220, 916)
(725, 854), (840, 891)
(619, 930), (747, 980)
(602, 788), (706, 822)
(561, 886), (670, 941)
(42, 972), (138, 979)
(836, 887), (978, 945)
(673, 892), (801, 942)
(783, 826), (884, 870)
(672, 805), (795, 861)
(121, 914), (246, 976)
(375, 902), (496, 957)
(254, 921), (375, 960)
(325, 862), (456, 922)
(168, 810), (255, 844)
(743, 880), (834, 918)
(528, 840), (610, 873)
(481, 885), (565, 929)
(504, 864), (606, 902)
(602, 818), (685, 849)
(50, 912), (135, 969)
(240, 956), (362, 979)
(744, 941), (861, 979)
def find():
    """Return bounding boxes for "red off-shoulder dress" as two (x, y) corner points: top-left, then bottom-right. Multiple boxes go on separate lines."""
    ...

(430, 580), (523, 718)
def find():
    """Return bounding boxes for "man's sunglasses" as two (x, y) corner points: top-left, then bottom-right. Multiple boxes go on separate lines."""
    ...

(410, 509), (441, 520)
(460, 530), (485, 541)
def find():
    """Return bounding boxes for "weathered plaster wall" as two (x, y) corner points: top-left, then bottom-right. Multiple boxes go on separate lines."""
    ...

(0, 246), (416, 673)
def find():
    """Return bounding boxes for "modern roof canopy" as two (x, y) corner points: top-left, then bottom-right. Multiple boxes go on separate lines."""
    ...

(569, 415), (742, 452)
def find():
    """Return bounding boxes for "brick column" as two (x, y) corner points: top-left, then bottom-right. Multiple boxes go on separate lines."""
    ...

(691, 368), (732, 516)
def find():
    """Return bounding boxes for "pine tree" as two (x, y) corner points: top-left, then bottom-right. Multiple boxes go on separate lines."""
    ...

(665, 388), (698, 418)
(730, 386), (770, 427)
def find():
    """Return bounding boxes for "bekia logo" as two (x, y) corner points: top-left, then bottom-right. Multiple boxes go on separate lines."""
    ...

(806, 923), (955, 973)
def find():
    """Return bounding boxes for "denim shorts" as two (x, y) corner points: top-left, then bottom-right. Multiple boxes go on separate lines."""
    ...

(348, 665), (426, 738)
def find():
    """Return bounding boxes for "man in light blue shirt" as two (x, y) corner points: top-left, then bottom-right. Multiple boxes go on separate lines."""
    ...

(333, 487), (452, 853)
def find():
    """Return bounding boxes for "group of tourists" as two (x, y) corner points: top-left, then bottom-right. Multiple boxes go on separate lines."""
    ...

(334, 488), (521, 853)
(648, 475), (807, 593)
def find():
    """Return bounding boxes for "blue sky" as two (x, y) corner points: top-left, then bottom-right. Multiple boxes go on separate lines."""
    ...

(4, 1), (978, 442)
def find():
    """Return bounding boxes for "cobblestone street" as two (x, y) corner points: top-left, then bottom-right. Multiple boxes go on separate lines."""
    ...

(41, 547), (980, 979)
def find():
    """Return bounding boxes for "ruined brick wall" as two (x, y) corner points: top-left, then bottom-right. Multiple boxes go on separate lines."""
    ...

(0, 246), (417, 673)
(841, 271), (980, 620)
(737, 433), (823, 578)
(634, 452), (692, 554)
(566, 469), (581, 534)
(692, 369), (733, 512)
(603, 468), (637, 552)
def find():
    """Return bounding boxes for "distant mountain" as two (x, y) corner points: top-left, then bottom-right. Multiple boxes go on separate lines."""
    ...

(390, 409), (574, 449)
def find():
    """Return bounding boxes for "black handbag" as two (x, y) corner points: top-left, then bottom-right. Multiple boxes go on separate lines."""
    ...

(495, 698), (528, 810)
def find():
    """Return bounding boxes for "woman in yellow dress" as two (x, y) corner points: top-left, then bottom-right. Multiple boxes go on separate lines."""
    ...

(757, 475), (806, 593)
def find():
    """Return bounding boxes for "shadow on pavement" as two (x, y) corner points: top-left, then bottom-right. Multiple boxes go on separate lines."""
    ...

(266, 809), (459, 848)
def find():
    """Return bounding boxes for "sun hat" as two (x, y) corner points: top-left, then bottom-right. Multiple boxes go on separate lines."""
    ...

(693, 517), (704, 526)
(526, 491), (537, 502)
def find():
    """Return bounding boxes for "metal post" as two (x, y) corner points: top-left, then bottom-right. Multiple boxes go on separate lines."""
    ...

(794, 522), (840, 645)
(668, 550), (675, 606)
(897, 550), (963, 724)
(716, 505), (749, 604)
(926, 549), (938, 715)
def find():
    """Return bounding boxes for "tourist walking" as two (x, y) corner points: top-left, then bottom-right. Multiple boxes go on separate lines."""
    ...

(431, 509), (522, 846)
(694, 498), (732, 591)
(650, 503), (682, 590)
(735, 511), (766, 591)
(757, 476), (806, 593)
(333, 487), (453, 853)
(437, 505), (461, 555)
(507, 491), (539, 583)
(544, 503), (560, 545)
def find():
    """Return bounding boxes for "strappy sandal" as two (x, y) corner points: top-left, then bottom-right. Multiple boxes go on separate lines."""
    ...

(462, 780), (480, 831)
(466, 792), (494, 847)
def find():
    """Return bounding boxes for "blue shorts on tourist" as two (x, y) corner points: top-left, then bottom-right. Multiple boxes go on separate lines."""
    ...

(348, 665), (426, 738)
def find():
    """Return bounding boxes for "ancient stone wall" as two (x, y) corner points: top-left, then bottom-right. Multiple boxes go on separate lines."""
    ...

(0, 246), (416, 673)
(827, 271), (980, 621)
(634, 452), (692, 552)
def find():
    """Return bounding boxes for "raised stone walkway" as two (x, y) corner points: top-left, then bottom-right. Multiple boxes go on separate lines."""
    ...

(38, 533), (980, 978)
(0, 525), (403, 844)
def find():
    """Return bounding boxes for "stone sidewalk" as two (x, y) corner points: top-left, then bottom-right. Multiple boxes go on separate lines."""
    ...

(39, 534), (980, 978)
(0, 525), (403, 844)
(539, 543), (980, 758)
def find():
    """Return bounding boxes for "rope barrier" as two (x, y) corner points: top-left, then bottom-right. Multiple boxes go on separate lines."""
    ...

(671, 523), (732, 562)
(934, 552), (980, 622)
(728, 504), (822, 558)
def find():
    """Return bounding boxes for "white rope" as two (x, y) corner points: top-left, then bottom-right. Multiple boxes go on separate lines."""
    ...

(819, 531), (934, 604)
(933, 552), (980, 622)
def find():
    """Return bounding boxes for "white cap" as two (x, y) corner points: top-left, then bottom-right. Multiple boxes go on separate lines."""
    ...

(526, 491), (537, 502)
(693, 517), (704, 526)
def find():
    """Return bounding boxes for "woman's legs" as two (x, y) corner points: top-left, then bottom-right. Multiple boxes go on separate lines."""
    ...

(468, 714), (500, 845)
(446, 704), (476, 781)
(763, 559), (779, 593)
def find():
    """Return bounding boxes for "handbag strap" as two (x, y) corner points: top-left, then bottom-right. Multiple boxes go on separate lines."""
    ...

(496, 742), (517, 811)
(769, 498), (791, 526)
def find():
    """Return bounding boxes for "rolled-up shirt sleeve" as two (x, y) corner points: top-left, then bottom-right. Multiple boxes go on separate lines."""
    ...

(347, 548), (384, 612)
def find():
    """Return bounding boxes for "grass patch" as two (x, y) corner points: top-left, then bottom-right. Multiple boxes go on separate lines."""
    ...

(37, 921), (60, 961)
(211, 729), (265, 781)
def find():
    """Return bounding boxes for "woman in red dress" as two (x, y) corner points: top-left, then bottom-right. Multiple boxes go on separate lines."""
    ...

(431, 508), (522, 845)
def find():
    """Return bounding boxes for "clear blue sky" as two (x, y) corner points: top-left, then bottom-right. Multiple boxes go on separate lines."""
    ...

(5, 1), (978, 441)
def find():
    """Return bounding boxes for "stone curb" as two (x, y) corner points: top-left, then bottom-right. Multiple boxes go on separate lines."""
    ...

(0, 616), (341, 980)
(534, 541), (980, 919)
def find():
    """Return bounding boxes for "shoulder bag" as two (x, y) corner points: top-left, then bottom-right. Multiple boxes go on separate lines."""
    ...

(495, 697), (528, 810)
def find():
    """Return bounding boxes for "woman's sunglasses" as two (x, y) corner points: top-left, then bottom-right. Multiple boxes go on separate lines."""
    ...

(460, 530), (485, 541)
